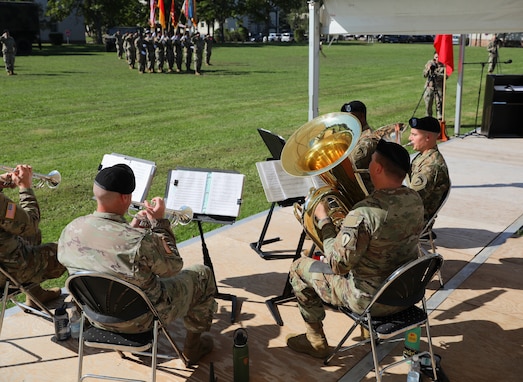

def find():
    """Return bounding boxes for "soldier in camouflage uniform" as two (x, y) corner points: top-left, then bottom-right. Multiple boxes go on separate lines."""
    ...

(134, 32), (147, 74)
(0, 29), (16, 75)
(0, 165), (66, 307)
(406, 116), (450, 225)
(423, 52), (446, 119)
(124, 32), (136, 70)
(181, 31), (193, 72)
(58, 164), (216, 365)
(192, 32), (205, 75)
(341, 100), (379, 194)
(286, 140), (424, 359)
(173, 31), (183, 72)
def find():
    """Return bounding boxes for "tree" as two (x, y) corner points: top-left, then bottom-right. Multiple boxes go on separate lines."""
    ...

(46, 0), (148, 44)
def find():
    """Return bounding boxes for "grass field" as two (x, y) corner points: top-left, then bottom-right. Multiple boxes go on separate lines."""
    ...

(1, 40), (522, 289)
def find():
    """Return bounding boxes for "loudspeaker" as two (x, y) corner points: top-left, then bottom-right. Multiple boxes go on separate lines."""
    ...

(481, 74), (523, 138)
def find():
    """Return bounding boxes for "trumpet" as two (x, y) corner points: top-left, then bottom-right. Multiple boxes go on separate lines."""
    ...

(0, 165), (61, 189)
(129, 202), (194, 227)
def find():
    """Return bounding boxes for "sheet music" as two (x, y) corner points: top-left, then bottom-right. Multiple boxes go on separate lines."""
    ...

(166, 169), (244, 218)
(99, 153), (156, 203)
(256, 160), (325, 202)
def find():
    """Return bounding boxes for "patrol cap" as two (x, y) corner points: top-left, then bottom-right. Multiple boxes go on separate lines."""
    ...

(376, 139), (411, 174)
(340, 100), (366, 115)
(409, 116), (440, 133)
(94, 164), (136, 194)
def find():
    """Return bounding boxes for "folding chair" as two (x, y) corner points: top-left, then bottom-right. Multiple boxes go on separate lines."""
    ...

(0, 265), (54, 336)
(66, 272), (189, 382)
(419, 186), (450, 287)
(324, 253), (444, 382)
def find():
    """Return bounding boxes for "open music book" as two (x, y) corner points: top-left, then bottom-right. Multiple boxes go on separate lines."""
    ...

(255, 160), (326, 203)
(165, 168), (245, 219)
(99, 153), (156, 204)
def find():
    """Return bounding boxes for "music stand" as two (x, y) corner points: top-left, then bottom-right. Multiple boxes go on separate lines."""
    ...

(165, 167), (245, 323)
(251, 129), (305, 259)
(99, 153), (156, 205)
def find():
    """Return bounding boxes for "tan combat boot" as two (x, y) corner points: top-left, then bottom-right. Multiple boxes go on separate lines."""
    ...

(183, 331), (214, 365)
(25, 285), (62, 309)
(286, 321), (329, 359)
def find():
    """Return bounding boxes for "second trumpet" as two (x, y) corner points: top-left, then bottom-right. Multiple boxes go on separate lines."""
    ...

(130, 202), (194, 226)
(0, 165), (61, 189)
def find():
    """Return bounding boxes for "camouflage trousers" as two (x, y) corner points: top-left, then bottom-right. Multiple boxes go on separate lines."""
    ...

(2, 52), (15, 73)
(160, 264), (217, 333)
(424, 86), (443, 119)
(289, 256), (374, 323)
(0, 241), (66, 287)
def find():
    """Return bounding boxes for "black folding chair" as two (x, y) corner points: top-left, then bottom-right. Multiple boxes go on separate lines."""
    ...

(324, 253), (444, 382)
(0, 265), (54, 336)
(66, 272), (189, 382)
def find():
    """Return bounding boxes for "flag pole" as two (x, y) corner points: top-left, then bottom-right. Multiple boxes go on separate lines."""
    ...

(439, 64), (449, 141)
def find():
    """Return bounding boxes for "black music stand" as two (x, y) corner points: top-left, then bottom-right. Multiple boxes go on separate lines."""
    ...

(165, 167), (245, 323)
(251, 129), (305, 259)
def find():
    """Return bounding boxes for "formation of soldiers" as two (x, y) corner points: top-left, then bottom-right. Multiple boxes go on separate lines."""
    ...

(114, 29), (213, 75)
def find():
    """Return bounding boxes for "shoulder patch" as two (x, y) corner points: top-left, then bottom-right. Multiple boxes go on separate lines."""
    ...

(5, 202), (16, 219)
(343, 214), (364, 228)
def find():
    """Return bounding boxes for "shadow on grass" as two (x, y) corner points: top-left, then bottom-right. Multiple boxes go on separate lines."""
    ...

(31, 44), (106, 56)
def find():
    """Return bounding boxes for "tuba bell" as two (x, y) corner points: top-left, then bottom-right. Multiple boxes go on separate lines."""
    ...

(280, 112), (367, 252)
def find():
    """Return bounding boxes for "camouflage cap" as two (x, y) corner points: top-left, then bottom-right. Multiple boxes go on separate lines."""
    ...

(95, 164), (135, 194)
(376, 139), (411, 174)
(409, 116), (440, 133)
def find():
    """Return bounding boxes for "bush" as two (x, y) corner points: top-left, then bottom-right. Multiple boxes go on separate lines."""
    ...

(49, 32), (63, 46)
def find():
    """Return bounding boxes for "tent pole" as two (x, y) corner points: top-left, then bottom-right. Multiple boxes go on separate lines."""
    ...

(308, 1), (320, 121)
(454, 34), (466, 136)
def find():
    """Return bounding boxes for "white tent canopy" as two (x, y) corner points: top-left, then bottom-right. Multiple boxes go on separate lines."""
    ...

(308, 0), (523, 134)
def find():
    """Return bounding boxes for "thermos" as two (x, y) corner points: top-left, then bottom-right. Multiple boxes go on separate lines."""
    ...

(233, 328), (249, 382)
(54, 304), (70, 341)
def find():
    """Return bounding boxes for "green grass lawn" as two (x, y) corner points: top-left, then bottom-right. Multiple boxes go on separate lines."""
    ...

(1, 40), (522, 291)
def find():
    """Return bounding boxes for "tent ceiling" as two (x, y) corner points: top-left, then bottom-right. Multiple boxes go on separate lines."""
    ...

(322, 0), (523, 35)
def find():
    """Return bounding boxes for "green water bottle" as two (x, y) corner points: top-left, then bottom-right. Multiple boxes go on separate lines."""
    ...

(233, 328), (249, 382)
(403, 327), (421, 359)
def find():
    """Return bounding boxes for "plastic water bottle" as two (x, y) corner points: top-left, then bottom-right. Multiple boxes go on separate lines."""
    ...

(233, 328), (249, 382)
(69, 305), (81, 339)
(54, 304), (70, 341)
(406, 354), (421, 382)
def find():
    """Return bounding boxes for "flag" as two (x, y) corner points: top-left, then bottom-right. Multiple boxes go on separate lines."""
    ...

(149, 0), (156, 28)
(434, 34), (454, 76)
(181, 0), (197, 26)
(158, 0), (166, 29)
(170, 0), (178, 28)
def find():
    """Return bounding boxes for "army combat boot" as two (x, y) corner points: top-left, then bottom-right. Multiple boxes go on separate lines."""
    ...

(183, 331), (214, 365)
(286, 321), (329, 359)
(25, 284), (62, 309)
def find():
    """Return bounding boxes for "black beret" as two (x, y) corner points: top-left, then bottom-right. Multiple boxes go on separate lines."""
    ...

(409, 116), (440, 133)
(340, 100), (366, 114)
(376, 139), (411, 174)
(94, 164), (136, 194)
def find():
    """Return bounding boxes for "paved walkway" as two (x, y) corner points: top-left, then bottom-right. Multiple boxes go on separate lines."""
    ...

(1, 135), (523, 381)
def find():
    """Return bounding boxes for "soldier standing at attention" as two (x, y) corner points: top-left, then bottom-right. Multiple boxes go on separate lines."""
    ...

(181, 31), (193, 72)
(134, 32), (147, 74)
(286, 140), (424, 359)
(204, 34), (213, 65)
(174, 31), (183, 73)
(0, 29), (16, 75)
(114, 30), (124, 59)
(487, 35), (500, 74)
(192, 32), (205, 75)
(124, 32), (136, 69)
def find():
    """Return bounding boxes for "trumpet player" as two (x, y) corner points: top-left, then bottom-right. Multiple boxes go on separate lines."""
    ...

(58, 164), (216, 366)
(286, 140), (424, 359)
(0, 164), (66, 307)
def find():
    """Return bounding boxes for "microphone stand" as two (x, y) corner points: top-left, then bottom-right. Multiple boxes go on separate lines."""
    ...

(459, 59), (513, 138)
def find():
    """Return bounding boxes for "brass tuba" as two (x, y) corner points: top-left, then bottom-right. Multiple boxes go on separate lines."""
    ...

(280, 112), (367, 252)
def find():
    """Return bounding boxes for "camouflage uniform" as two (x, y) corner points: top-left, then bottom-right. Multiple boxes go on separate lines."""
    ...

(487, 38), (499, 74)
(173, 33), (183, 72)
(154, 34), (165, 73)
(181, 33), (193, 72)
(289, 187), (424, 322)
(349, 127), (379, 194)
(204, 35), (213, 65)
(114, 31), (124, 59)
(0, 188), (65, 287)
(124, 33), (136, 69)
(58, 212), (216, 334)
(0, 32), (16, 75)
(406, 146), (450, 223)
(192, 34), (205, 74)
(134, 34), (147, 73)
(423, 58), (445, 119)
